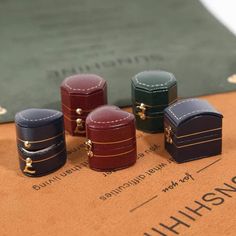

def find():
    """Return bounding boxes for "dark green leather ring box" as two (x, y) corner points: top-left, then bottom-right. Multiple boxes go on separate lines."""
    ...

(131, 70), (177, 133)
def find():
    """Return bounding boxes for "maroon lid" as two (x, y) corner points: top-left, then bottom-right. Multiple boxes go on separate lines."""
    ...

(86, 105), (134, 130)
(60, 74), (107, 118)
(61, 74), (106, 95)
(86, 105), (135, 143)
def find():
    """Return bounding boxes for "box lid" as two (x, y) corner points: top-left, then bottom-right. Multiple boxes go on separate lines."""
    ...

(60, 74), (106, 95)
(15, 109), (64, 151)
(164, 98), (223, 127)
(86, 105), (133, 129)
(86, 105), (135, 143)
(132, 70), (176, 92)
(15, 108), (63, 128)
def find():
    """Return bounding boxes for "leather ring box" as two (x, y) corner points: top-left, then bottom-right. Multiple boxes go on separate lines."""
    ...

(85, 105), (137, 171)
(164, 98), (223, 163)
(15, 108), (67, 177)
(131, 70), (177, 133)
(60, 74), (107, 136)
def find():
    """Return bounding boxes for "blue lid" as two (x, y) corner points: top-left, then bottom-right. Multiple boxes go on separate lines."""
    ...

(164, 98), (223, 126)
(15, 108), (63, 128)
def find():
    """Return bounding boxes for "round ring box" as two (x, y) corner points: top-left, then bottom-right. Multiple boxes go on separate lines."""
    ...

(60, 74), (107, 136)
(164, 98), (223, 163)
(85, 105), (137, 171)
(131, 70), (177, 133)
(15, 108), (67, 177)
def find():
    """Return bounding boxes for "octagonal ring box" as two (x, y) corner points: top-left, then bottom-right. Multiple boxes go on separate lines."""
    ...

(131, 70), (177, 133)
(15, 108), (67, 177)
(85, 105), (137, 171)
(164, 98), (223, 163)
(60, 74), (107, 136)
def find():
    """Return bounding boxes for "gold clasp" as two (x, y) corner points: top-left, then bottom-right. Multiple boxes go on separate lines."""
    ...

(24, 141), (31, 149)
(74, 118), (84, 134)
(165, 125), (173, 144)
(84, 139), (94, 158)
(76, 108), (82, 115)
(136, 103), (146, 120)
(23, 158), (36, 174)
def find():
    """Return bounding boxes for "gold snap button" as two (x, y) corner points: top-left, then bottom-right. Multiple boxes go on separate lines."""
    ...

(76, 108), (82, 115)
(24, 141), (31, 149)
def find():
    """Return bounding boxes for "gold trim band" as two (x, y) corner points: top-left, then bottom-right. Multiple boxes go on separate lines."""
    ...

(94, 148), (136, 158)
(175, 127), (222, 139)
(135, 99), (177, 108)
(19, 148), (66, 163)
(63, 114), (85, 122)
(17, 132), (64, 144)
(62, 103), (92, 113)
(172, 138), (222, 149)
(92, 137), (135, 145)
(164, 122), (222, 139)
(135, 113), (163, 119)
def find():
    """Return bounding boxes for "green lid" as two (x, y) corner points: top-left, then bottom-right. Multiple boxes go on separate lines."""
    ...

(132, 70), (176, 92)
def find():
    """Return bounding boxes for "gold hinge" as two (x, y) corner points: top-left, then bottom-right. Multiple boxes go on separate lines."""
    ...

(74, 118), (84, 134)
(84, 139), (94, 158)
(136, 103), (146, 120)
(165, 125), (173, 144)
(23, 157), (36, 174)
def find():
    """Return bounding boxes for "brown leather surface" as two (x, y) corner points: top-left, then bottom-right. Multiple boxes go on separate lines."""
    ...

(0, 92), (236, 235)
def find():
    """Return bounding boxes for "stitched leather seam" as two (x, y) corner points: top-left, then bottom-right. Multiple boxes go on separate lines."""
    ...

(90, 113), (131, 124)
(65, 77), (103, 91)
(135, 71), (174, 87)
(168, 99), (215, 120)
(19, 112), (60, 122)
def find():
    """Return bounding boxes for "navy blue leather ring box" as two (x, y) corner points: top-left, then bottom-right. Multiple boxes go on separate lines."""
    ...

(164, 98), (223, 163)
(15, 109), (67, 177)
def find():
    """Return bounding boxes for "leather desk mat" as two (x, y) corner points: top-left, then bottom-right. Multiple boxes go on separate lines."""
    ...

(0, 92), (236, 236)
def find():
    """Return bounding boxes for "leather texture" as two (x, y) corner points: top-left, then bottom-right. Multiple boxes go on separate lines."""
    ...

(15, 108), (67, 177)
(86, 105), (137, 171)
(131, 70), (177, 132)
(164, 98), (223, 163)
(164, 98), (223, 127)
(15, 108), (63, 128)
(60, 74), (107, 136)
(60, 74), (106, 95)
(132, 70), (176, 91)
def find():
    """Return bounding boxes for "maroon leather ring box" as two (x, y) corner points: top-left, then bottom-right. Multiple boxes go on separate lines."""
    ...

(164, 98), (223, 163)
(85, 105), (137, 171)
(60, 74), (107, 136)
